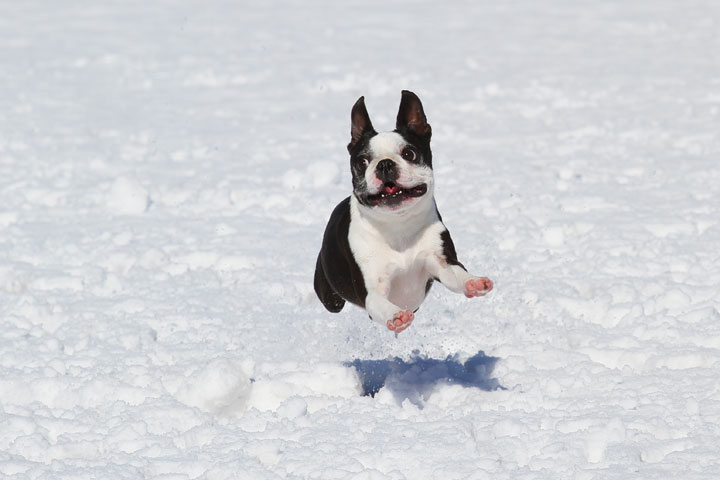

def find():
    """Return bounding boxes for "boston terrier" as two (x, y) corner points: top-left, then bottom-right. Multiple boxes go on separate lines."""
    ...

(314, 90), (493, 334)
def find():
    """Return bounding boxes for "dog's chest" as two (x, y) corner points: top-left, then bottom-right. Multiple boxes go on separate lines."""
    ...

(386, 256), (431, 310)
(348, 208), (445, 311)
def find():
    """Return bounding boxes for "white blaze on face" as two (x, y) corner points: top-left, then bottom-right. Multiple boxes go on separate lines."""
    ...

(365, 132), (433, 193)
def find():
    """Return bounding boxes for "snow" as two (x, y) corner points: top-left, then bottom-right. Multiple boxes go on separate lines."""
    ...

(1, 0), (720, 478)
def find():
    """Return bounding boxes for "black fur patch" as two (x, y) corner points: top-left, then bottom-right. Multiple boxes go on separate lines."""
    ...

(440, 229), (466, 270)
(314, 197), (368, 310)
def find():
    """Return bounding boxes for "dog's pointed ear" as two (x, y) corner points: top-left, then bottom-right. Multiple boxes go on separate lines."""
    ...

(348, 96), (375, 151)
(396, 90), (431, 138)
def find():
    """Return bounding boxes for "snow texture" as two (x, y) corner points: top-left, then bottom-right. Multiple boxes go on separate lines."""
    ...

(2, 0), (720, 478)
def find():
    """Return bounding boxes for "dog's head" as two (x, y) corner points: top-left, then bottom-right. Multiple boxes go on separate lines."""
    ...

(347, 90), (434, 213)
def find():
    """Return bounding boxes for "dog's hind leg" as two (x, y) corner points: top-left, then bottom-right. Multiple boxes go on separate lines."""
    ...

(314, 254), (346, 313)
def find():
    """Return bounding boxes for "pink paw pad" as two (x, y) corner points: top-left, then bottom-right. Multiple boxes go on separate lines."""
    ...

(387, 310), (414, 333)
(465, 277), (493, 298)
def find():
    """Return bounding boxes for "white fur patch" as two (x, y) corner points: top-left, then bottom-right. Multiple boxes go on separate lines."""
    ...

(349, 195), (446, 321)
(368, 132), (406, 158)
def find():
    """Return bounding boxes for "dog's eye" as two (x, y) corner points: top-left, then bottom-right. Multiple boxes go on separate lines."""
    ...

(401, 147), (417, 162)
(359, 157), (370, 168)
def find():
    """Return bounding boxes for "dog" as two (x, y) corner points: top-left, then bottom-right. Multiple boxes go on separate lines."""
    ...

(314, 90), (493, 334)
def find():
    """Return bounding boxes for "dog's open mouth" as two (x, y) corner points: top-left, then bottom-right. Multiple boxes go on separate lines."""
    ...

(367, 182), (428, 206)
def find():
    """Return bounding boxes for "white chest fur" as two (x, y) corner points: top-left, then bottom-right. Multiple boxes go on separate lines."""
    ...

(348, 195), (446, 311)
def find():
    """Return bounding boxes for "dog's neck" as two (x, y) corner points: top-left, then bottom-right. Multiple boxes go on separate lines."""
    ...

(350, 192), (439, 251)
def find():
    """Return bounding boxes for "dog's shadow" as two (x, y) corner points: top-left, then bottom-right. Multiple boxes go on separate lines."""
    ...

(346, 351), (503, 407)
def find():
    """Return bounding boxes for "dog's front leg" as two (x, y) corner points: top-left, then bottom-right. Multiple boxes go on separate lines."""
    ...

(365, 291), (414, 333)
(427, 255), (493, 298)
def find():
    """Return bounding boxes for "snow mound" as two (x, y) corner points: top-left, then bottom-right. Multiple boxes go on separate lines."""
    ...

(174, 358), (253, 415)
(107, 177), (150, 215)
(246, 362), (362, 412)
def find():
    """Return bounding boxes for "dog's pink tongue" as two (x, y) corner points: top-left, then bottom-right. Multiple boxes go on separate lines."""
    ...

(383, 185), (399, 195)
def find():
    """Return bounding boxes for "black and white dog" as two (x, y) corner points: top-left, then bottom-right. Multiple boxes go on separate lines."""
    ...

(314, 90), (493, 334)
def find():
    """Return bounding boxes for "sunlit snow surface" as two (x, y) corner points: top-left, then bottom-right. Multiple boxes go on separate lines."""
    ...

(2, 1), (720, 478)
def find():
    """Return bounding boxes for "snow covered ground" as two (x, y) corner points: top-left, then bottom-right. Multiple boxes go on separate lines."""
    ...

(2, 0), (720, 478)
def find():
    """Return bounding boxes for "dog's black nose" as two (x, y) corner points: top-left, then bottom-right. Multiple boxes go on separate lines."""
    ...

(376, 159), (397, 182)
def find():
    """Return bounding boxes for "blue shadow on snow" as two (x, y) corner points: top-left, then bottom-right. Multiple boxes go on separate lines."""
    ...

(346, 351), (503, 406)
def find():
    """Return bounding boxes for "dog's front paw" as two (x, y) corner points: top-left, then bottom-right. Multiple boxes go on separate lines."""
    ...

(464, 277), (493, 298)
(387, 310), (414, 333)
